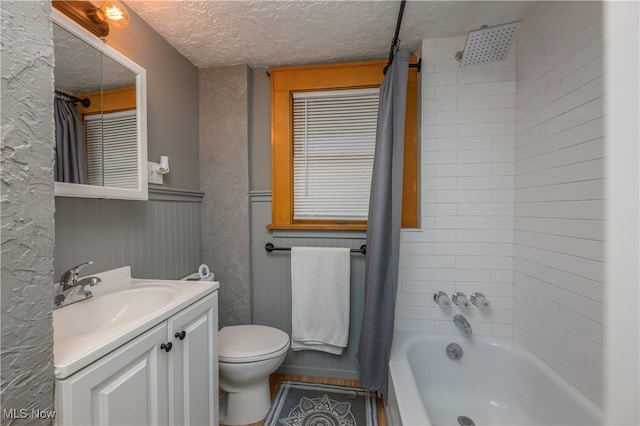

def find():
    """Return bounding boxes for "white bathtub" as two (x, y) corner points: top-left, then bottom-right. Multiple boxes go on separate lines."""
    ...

(387, 332), (602, 426)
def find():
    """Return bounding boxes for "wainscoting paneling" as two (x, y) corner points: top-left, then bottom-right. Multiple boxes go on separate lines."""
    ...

(54, 190), (203, 281)
(251, 192), (366, 379)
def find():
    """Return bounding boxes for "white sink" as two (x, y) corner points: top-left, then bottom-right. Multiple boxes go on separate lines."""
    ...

(53, 266), (219, 379)
(53, 284), (179, 340)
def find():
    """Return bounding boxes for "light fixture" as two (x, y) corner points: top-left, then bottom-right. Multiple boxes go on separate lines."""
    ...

(95, 1), (129, 29)
(52, 0), (129, 39)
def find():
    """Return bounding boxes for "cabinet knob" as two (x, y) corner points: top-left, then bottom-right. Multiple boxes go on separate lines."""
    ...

(160, 342), (173, 352)
(175, 330), (186, 340)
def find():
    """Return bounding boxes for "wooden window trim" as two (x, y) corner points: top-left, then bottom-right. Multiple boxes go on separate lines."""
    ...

(269, 59), (419, 231)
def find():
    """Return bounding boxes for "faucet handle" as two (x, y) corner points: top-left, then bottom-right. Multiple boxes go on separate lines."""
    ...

(452, 292), (470, 308)
(60, 260), (94, 284)
(470, 292), (491, 309)
(433, 291), (451, 307)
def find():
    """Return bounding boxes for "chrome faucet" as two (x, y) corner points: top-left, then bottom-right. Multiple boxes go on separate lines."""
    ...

(453, 314), (472, 336)
(54, 261), (102, 308)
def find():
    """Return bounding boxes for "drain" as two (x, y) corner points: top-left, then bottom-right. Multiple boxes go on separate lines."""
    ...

(458, 415), (475, 426)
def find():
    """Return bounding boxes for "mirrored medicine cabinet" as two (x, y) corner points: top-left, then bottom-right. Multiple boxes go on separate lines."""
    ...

(53, 9), (148, 200)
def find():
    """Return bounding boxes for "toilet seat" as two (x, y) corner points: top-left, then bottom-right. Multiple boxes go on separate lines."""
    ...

(219, 325), (290, 363)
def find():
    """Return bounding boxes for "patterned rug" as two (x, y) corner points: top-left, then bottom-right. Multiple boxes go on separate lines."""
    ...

(264, 381), (379, 426)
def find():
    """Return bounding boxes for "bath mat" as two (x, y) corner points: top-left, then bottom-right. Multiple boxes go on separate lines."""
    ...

(264, 380), (379, 426)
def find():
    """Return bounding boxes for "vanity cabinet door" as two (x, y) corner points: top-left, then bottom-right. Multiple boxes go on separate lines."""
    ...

(56, 323), (170, 425)
(168, 292), (218, 426)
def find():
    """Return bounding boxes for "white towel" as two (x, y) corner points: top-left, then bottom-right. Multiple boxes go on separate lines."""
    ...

(291, 246), (350, 355)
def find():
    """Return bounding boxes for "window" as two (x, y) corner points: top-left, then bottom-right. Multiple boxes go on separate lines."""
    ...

(293, 88), (379, 221)
(270, 59), (419, 230)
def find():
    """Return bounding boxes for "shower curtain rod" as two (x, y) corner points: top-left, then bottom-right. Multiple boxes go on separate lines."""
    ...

(55, 90), (91, 108)
(383, 0), (421, 75)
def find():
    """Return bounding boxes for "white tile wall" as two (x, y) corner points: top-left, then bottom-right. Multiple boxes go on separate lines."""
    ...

(397, 35), (516, 336)
(514, 1), (604, 406)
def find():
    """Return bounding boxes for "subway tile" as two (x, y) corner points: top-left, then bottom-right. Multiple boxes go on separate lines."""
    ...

(490, 243), (514, 257)
(458, 94), (516, 110)
(422, 202), (457, 216)
(400, 280), (455, 295)
(555, 339), (602, 385)
(457, 149), (514, 164)
(556, 158), (604, 184)
(553, 321), (603, 365)
(462, 282), (513, 297)
(457, 229), (513, 243)
(557, 305), (604, 345)
(401, 254), (456, 269)
(434, 242), (492, 256)
(513, 258), (603, 301)
(436, 163), (492, 177)
(546, 139), (604, 169)
(400, 242), (435, 255)
(424, 150), (457, 165)
(492, 135), (516, 149)
(457, 67), (515, 85)
(423, 72), (458, 87)
(457, 176), (514, 190)
(491, 323), (513, 337)
(436, 189), (492, 203)
(435, 216), (491, 230)
(457, 202), (513, 217)
(543, 283), (604, 324)
(422, 177), (456, 191)
(394, 318), (435, 332)
(543, 250), (604, 282)
(423, 97), (457, 112)
(398, 267), (435, 281)
(456, 255), (513, 270)
(513, 308), (557, 349)
(457, 122), (515, 137)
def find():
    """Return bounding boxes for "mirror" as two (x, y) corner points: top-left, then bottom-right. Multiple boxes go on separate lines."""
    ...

(53, 9), (147, 200)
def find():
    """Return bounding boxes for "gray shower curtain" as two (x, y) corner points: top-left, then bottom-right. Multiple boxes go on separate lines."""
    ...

(357, 47), (409, 400)
(55, 97), (88, 184)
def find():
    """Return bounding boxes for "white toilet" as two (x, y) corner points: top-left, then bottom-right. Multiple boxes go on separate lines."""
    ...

(218, 324), (290, 425)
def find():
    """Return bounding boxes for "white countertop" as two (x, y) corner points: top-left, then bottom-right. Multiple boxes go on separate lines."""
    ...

(53, 266), (218, 379)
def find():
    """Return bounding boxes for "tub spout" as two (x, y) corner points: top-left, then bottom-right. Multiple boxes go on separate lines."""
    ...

(453, 314), (472, 336)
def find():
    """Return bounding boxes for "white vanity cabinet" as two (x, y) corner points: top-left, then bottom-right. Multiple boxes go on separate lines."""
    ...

(56, 292), (218, 425)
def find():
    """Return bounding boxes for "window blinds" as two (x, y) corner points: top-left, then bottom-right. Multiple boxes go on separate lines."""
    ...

(85, 110), (138, 189)
(293, 88), (379, 221)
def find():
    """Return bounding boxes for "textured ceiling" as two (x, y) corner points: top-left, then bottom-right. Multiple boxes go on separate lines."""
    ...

(125, 0), (536, 69)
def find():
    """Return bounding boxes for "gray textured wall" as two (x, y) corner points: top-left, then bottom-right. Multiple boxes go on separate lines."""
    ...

(250, 68), (271, 191)
(1, 0), (56, 420)
(200, 65), (252, 327)
(105, 5), (200, 190)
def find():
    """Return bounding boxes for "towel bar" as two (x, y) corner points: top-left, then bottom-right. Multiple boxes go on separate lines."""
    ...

(265, 243), (366, 255)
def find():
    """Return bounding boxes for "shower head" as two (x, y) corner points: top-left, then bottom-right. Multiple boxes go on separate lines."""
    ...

(455, 20), (522, 68)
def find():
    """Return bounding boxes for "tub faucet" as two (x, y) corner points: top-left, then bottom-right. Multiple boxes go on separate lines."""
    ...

(55, 261), (101, 309)
(453, 314), (472, 336)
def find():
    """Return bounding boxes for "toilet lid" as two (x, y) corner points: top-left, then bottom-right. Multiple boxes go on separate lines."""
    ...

(219, 325), (290, 363)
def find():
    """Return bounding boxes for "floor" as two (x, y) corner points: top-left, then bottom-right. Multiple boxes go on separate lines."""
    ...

(241, 374), (387, 426)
